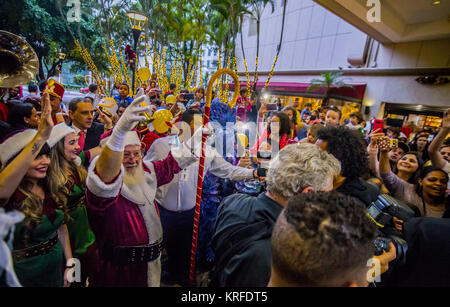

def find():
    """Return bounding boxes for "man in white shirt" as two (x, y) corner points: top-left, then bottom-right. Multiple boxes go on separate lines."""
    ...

(144, 110), (258, 286)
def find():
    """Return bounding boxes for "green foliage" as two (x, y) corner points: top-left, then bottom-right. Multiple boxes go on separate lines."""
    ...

(307, 71), (354, 106)
(308, 71), (353, 92)
(73, 74), (85, 85)
(0, 0), (281, 84)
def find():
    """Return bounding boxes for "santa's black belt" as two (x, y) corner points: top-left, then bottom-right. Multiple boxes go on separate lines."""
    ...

(12, 235), (59, 261)
(102, 241), (162, 265)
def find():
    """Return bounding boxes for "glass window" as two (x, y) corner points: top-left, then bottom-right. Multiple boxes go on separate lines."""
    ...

(248, 18), (257, 37)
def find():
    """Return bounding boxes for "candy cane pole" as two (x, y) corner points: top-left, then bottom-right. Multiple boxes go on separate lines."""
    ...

(188, 68), (240, 285)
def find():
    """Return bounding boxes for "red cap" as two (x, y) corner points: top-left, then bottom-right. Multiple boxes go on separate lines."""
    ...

(46, 79), (65, 100)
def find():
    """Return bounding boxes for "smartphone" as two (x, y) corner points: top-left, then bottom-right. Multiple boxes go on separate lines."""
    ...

(266, 103), (278, 111)
(427, 135), (434, 142)
(376, 138), (398, 150)
(373, 119), (384, 132)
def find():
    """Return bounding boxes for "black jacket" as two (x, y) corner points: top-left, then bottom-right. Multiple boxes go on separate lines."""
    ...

(380, 217), (450, 286)
(70, 121), (104, 151)
(337, 177), (379, 207)
(211, 193), (283, 287)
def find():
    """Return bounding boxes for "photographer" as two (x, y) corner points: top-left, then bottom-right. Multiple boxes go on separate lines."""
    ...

(210, 143), (341, 287)
(269, 191), (396, 287)
(380, 217), (450, 286)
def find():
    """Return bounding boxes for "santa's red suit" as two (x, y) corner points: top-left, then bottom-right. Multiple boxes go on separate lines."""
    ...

(85, 130), (197, 287)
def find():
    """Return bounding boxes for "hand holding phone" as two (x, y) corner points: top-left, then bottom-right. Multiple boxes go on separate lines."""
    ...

(373, 119), (384, 132)
(377, 137), (398, 151)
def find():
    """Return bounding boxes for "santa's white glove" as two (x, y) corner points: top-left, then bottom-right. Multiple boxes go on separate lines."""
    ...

(107, 89), (151, 152)
(184, 123), (214, 157)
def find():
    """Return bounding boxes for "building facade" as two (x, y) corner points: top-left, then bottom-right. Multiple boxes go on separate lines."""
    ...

(235, 0), (450, 128)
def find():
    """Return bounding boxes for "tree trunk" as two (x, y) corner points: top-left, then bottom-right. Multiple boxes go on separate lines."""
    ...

(38, 56), (45, 81)
(240, 15), (246, 65)
(254, 18), (261, 85)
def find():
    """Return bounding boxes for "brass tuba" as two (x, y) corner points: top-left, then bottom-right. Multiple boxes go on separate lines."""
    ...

(0, 30), (39, 88)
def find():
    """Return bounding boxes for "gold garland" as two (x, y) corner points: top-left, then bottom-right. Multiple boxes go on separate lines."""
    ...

(75, 40), (106, 94)
(223, 56), (231, 101)
(252, 55), (259, 96)
(109, 40), (123, 83)
(198, 53), (203, 87)
(119, 49), (131, 87)
(243, 57), (251, 94)
(263, 54), (279, 90)
(185, 60), (193, 90)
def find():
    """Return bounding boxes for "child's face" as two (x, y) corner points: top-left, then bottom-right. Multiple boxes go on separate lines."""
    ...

(350, 116), (359, 126)
(195, 91), (204, 100)
(119, 85), (129, 97)
(325, 110), (340, 126)
(241, 91), (248, 98)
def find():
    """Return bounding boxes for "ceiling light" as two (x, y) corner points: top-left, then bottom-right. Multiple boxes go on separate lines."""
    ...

(433, 1), (441, 5)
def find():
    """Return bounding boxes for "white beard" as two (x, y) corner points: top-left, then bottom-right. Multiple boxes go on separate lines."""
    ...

(123, 163), (145, 187)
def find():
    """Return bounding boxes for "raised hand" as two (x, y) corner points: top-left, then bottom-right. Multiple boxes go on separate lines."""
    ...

(377, 136), (393, 152)
(96, 106), (113, 130)
(442, 108), (450, 129)
(115, 90), (151, 133)
(369, 128), (384, 149)
(36, 91), (54, 141)
(258, 103), (268, 118)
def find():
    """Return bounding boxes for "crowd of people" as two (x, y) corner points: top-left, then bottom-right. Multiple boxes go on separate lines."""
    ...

(0, 77), (449, 288)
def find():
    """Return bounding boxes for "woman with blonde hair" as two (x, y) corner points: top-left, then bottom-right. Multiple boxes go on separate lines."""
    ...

(0, 92), (73, 287)
(47, 123), (99, 286)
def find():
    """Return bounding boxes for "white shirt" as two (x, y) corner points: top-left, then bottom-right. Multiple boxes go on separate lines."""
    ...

(144, 135), (254, 212)
(71, 124), (87, 136)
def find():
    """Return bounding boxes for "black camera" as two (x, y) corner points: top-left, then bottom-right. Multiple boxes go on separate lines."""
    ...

(367, 194), (415, 264)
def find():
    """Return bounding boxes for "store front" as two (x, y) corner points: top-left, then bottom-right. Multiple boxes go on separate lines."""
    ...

(231, 81), (367, 121)
(382, 102), (447, 133)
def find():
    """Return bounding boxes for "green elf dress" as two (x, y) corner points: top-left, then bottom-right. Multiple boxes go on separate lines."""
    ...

(8, 190), (65, 287)
(66, 151), (97, 283)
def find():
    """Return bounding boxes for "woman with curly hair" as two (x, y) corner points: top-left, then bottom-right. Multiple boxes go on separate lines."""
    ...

(47, 123), (99, 286)
(0, 93), (73, 287)
(316, 126), (379, 207)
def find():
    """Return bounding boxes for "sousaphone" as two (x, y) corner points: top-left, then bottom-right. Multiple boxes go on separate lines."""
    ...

(0, 30), (39, 88)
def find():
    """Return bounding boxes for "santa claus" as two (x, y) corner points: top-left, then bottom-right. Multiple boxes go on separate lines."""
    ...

(85, 90), (207, 287)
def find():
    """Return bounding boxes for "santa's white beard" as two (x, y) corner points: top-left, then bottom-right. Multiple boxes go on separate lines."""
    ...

(123, 162), (145, 187)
